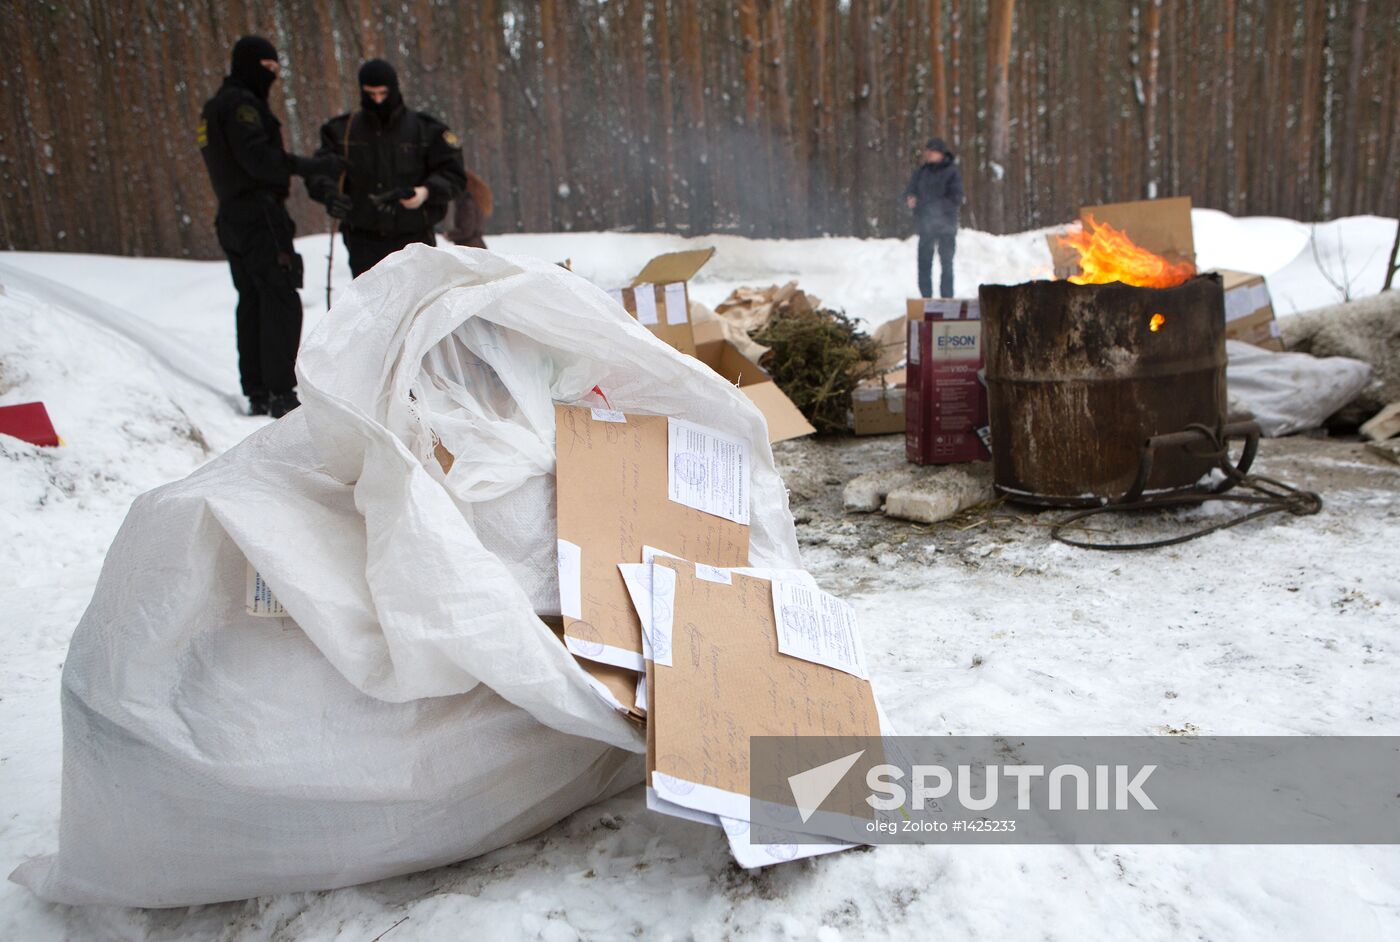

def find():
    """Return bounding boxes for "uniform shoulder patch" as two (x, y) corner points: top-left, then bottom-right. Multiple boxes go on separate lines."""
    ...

(235, 104), (261, 127)
(442, 129), (461, 148)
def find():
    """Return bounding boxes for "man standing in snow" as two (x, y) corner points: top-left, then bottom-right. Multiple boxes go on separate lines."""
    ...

(199, 36), (347, 419)
(306, 60), (467, 277)
(904, 137), (964, 299)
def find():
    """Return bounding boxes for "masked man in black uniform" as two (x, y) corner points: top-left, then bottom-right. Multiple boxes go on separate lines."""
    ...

(198, 35), (347, 417)
(306, 59), (468, 277)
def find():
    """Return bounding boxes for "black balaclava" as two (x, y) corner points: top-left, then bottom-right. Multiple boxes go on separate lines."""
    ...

(231, 35), (279, 99)
(358, 59), (403, 122)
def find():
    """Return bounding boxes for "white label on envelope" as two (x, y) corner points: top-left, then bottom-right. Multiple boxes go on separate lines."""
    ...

(591, 408), (627, 423)
(695, 564), (733, 585)
(633, 286), (659, 325)
(663, 283), (688, 325)
(648, 563), (677, 667)
(245, 565), (286, 617)
(771, 580), (867, 678)
(667, 417), (751, 525)
(557, 538), (583, 620)
(618, 562), (655, 660)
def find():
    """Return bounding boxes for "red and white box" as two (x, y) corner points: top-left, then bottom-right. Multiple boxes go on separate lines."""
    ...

(905, 301), (988, 465)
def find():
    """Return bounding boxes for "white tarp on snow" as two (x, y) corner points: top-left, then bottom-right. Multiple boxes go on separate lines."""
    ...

(1226, 339), (1373, 437)
(11, 245), (801, 907)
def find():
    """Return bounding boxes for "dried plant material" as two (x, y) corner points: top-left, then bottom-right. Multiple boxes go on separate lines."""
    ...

(753, 306), (882, 434)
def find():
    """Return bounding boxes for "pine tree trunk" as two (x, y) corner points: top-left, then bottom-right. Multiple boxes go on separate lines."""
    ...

(929, 0), (947, 133)
(654, 0), (676, 227)
(680, 0), (709, 232)
(478, 0), (507, 230)
(540, 0), (569, 227)
(985, 0), (1015, 232)
(850, 0), (876, 235)
(763, 0), (793, 234)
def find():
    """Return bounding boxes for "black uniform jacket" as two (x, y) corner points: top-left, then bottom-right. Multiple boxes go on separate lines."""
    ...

(198, 77), (294, 224)
(307, 107), (467, 236)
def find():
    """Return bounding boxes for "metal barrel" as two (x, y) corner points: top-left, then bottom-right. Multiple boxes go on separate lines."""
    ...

(979, 275), (1227, 507)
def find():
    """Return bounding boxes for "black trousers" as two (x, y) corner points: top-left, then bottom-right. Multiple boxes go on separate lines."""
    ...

(217, 206), (302, 398)
(344, 228), (437, 278)
(917, 227), (957, 299)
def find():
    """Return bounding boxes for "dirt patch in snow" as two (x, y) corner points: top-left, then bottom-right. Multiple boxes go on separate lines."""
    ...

(776, 432), (1399, 594)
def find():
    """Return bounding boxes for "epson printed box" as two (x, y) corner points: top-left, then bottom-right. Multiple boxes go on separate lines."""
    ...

(906, 300), (989, 465)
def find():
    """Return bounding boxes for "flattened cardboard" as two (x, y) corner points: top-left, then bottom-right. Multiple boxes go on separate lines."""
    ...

(555, 405), (750, 667)
(1079, 196), (1195, 268)
(871, 315), (908, 371)
(1212, 268), (1283, 351)
(851, 368), (906, 436)
(630, 247), (717, 288)
(649, 559), (881, 814)
(1046, 228), (1082, 279)
(546, 618), (643, 719)
(1047, 197), (1196, 279)
(693, 336), (816, 443)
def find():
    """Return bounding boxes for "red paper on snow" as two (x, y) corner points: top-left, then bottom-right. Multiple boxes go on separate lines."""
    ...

(0, 402), (61, 447)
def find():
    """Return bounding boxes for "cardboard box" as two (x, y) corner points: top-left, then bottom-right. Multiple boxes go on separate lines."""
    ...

(1212, 268), (1284, 351)
(1046, 196), (1196, 279)
(906, 302), (989, 465)
(609, 247), (717, 357)
(692, 319), (816, 443)
(905, 297), (981, 321)
(851, 368), (906, 436)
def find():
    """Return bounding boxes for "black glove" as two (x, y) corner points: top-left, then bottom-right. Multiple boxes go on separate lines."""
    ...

(323, 193), (352, 220)
(289, 153), (349, 179)
(369, 186), (417, 211)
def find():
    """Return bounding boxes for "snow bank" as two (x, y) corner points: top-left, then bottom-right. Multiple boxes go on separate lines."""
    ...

(3, 209), (1390, 351)
(1, 209), (1397, 937)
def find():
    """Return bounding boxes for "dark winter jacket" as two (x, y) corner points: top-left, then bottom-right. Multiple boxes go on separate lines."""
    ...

(198, 77), (295, 216)
(306, 107), (467, 237)
(904, 150), (964, 234)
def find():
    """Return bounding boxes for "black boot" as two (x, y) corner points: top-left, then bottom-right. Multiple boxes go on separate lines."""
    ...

(248, 394), (269, 416)
(268, 392), (301, 419)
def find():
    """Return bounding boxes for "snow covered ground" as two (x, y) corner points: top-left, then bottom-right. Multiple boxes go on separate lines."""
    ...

(1, 211), (1398, 940)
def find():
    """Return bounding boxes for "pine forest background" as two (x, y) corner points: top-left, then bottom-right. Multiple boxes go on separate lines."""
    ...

(3, 0), (1397, 259)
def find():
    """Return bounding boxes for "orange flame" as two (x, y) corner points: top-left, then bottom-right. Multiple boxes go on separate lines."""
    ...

(1149, 313), (1166, 332)
(1058, 215), (1196, 289)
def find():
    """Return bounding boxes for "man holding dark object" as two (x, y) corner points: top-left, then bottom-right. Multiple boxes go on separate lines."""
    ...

(198, 36), (348, 418)
(307, 59), (468, 277)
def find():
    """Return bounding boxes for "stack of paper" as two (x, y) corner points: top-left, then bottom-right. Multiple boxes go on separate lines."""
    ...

(554, 404), (889, 867)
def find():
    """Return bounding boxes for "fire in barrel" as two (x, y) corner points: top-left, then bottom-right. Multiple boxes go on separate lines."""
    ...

(980, 218), (1227, 507)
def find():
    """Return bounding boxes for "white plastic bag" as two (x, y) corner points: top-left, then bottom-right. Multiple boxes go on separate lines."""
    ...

(12, 245), (801, 906)
(1226, 339), (1373, 436)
